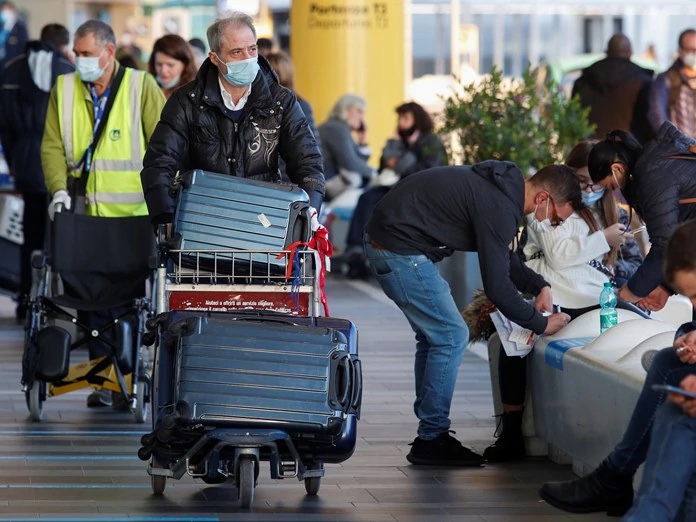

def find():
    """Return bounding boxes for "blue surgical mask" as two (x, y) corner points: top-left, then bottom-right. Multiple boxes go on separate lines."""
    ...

(76, 54), (105, 83)
(157, 74), (180, 89)
(581, 188), (605, 206)
(215, 54), (259, 87)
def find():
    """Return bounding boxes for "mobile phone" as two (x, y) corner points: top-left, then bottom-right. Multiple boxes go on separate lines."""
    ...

(651, 384), (696, 399)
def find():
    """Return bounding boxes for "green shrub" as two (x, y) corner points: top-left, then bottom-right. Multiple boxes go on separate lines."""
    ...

(440, 65), (595, 174)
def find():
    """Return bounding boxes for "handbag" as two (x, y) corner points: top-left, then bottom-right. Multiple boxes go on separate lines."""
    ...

(67, 67), (126, 214)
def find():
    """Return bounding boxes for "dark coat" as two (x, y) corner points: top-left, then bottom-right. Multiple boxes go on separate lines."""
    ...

(141, 57), (325, 223)
(391, 131), (448, 178)
(572, 57), (654, 143)
(0, 40), (74, 193)
(622, 122), (696, 296)
(366, 161), (550, 334)
(0, 20), (28, 71)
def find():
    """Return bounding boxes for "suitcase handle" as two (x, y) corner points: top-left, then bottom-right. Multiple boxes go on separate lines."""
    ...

(231, 316), (300, 327)
(329, 352), (352, 412)
(350, 358), (362, 418)
(289, 203), (313, 244)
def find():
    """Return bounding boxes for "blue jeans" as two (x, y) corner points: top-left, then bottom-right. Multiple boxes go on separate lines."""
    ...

(607, 348), (694, 473)
(622, 401), (696, 522)
(363, 235), (469, 440)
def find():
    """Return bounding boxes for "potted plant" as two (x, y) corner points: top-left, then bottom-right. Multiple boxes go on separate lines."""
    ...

(440, 65), (595, 174)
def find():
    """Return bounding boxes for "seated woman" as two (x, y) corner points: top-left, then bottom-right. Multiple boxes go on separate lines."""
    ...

(341, 102), (448, 278)
(483, 141), (642, 463)
(318, 94), (375, 200)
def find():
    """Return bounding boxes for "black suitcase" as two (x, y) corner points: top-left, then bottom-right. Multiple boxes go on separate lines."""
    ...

(171, 170), (312, 275)
(168, 313), (360, 435)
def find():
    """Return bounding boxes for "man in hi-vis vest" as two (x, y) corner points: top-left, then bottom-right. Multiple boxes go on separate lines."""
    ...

(41, 20), (165, 408)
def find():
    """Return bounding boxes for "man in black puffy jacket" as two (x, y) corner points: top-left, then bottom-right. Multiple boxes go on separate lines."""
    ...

(141, 10), (325, 225)
(0, 24), (73, 322)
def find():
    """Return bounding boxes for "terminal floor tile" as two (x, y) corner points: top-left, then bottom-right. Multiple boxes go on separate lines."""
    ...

(0, 276), (614, 521)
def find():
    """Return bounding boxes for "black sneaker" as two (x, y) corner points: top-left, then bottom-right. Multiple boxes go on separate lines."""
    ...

(406, 431), (485, 467)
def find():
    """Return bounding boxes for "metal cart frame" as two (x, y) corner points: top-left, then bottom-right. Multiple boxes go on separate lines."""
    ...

(147, 241), (328, 506)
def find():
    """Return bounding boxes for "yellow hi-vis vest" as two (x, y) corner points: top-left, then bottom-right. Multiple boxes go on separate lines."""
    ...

(57, 69), (148, 217)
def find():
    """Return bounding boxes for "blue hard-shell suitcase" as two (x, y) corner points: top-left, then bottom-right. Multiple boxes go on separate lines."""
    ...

(167, 312), (360, 433)
(152, 310), (361, 463)
(170, 170), (312, 275)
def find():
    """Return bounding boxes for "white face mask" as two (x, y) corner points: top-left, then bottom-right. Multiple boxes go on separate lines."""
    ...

(683, 52), (696, 70)
(0, 10), (15, 30)
(526, 198), (554, 233)
(76, 53), (106, 83)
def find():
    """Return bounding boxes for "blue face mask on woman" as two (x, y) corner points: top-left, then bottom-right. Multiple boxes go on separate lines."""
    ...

(581, 188), (605, 206)
(215, 54), (259, 87)
(157, 74), (180, 89)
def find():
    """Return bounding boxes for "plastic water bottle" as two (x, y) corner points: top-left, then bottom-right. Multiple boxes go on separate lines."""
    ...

(599, 281), (618, 333)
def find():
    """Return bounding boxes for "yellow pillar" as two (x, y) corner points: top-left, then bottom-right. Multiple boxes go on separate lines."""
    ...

(291, 0), (405, 167)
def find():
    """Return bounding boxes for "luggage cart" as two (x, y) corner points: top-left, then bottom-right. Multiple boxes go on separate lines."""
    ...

(143, 238), (358, 507)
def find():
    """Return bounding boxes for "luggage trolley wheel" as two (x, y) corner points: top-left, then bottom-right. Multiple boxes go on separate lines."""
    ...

(132, 377), (150, 424)
(304, 462), (323, 496)
(236, 456), (256, 508)
(25, 381), (45, 422)
(151, 474), (166, 495)
(150, 459), (167, 495)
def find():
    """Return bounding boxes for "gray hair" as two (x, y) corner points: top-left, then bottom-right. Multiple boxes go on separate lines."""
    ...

(75, 20), (116, 48)
(207, 11), (256, 53)
(328, 94), (366, 122)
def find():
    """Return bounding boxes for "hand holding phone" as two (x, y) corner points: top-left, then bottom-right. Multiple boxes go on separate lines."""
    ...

(652, 384), (696, 400)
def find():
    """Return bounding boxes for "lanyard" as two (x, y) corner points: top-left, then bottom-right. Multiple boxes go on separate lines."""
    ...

(75, 83), (111, 173)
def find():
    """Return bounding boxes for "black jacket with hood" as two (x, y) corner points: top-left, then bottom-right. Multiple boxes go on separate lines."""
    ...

(141, 56), (325, 223)
(0, 40), (73, 193)
(622, 122), (696, 297)
(572, 57), (654, 144)
(366, 160), (550, 334)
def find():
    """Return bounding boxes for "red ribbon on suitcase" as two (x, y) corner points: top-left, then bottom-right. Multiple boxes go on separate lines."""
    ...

(281, 225), (333, 317)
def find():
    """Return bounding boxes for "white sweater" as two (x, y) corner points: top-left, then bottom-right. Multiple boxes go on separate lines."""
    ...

(523, 213), (611, 309)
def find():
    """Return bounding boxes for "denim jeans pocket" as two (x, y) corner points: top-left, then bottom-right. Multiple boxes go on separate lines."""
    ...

(372, 259), (410, 307)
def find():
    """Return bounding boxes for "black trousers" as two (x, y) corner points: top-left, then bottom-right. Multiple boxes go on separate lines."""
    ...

(77, 305), (134, 360)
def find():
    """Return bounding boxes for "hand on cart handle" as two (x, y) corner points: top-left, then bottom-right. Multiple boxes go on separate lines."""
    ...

(48, 190), (71, 221)
(309, 207), (326, 233)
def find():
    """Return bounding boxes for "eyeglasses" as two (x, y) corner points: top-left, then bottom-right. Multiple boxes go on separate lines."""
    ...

(577, 179), (604, 193)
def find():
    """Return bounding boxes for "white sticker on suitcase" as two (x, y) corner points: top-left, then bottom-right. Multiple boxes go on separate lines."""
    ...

(257, 213), (271, 228)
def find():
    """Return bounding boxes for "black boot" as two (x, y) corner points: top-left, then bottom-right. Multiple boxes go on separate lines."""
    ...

(483, 410), (526, 462)
(538, 460), (634, 516)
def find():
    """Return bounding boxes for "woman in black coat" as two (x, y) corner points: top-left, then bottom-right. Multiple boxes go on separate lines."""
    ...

(588, 122), (696, 310)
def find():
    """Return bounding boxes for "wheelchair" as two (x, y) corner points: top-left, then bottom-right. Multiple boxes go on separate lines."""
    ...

(20, 206), (156, 423)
